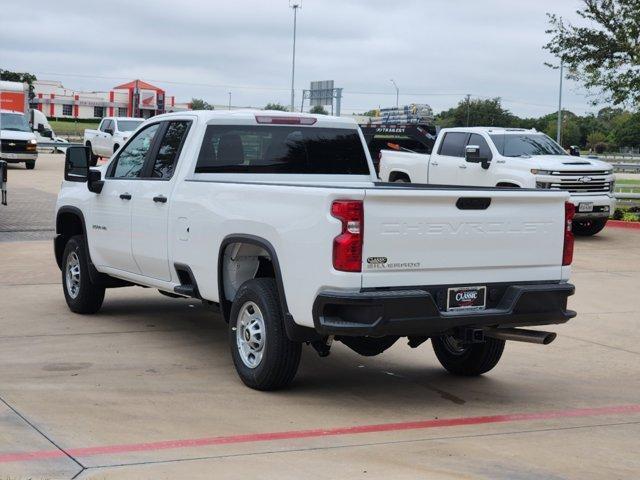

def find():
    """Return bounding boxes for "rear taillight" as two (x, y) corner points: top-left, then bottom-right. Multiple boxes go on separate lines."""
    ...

(331, 200), (363, 272)
(563, 202), (575, 266)
(255, 115), (317, 125)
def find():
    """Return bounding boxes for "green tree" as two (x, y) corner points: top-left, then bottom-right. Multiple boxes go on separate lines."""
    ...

(190, 98), (214, 110)
(612, 112), (640, 148)
(586, 131), (608, 152)
(0, 69), (37, 101)
(264, 102), (288, 111)
(544, 112), (582, 147)
(309, 105), (328, 115)
(437, 97), (515, 128)
(544, 0), (640, 105)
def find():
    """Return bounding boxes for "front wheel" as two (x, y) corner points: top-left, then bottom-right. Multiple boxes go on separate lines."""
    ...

(25, 161), (35, 170)
(573, 218), (607, 236)
(432, 335), (505, 376)
(229, 278), (301, 390)
(62, 236), (105, 314)
(86, 143), (99, 166)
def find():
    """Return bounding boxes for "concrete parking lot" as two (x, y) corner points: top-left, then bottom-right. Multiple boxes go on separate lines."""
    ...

(1, 154), (639, 479)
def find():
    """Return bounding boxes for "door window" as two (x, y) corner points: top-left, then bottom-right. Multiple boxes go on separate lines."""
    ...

(100, 120), (113, 133)
(438, 132), (468, 157)
(467, 134), (493, 160)
(148, 121), (191, 179)
(109, 124), (160, 179)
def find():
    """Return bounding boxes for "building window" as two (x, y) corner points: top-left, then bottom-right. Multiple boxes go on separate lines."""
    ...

(62, 104), (73, 116)
(118, 107), (128, 117)
(94, 106), (105, 118)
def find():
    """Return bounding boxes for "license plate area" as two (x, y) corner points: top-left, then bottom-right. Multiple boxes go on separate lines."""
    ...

(578, 202), (594, 213)
(447, 286), (487, 312)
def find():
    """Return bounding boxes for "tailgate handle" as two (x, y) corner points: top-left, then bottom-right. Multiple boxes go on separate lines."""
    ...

(456, 197), (491, 210)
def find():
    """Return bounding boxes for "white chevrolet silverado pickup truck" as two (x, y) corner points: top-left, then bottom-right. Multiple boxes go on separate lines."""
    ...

(55, 111), (576, 390)
(379, 127), (616, 236)
(84, 117), (144, 165)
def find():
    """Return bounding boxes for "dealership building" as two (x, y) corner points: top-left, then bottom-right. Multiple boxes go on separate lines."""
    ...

(32, 79), (187, 120)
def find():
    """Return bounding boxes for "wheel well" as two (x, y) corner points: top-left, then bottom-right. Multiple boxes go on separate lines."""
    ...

(113, 144), (119, 152)
(219, 242), (275, 318)
(55, 211), (84, 268)
(496, 182), (520, 188)
(389, 171), (410, 182)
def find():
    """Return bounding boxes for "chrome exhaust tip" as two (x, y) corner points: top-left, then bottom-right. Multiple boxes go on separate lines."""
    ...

(484, 328), (557, 345)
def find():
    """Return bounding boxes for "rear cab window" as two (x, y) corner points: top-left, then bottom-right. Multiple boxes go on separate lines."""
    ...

(438, 132), (469, 157)
(195, 125), (370, 175)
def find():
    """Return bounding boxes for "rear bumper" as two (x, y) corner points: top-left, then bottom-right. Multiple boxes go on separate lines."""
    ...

(312, 282), (576, 337)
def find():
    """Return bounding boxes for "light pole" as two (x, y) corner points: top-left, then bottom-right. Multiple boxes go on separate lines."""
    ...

(289, 1), (301, 112)
(556, 60), (564, 146)
(228, 91), (232, 110)
(390, 79), (399, 109)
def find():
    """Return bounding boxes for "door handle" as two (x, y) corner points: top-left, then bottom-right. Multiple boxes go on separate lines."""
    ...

(119, 193), (132, 200)
(431, 162), (439, 166)
(153, 195), (167, 203)
(458, 164), (468, 169)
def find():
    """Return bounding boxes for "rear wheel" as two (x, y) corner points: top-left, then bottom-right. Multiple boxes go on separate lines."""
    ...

(573, 218), (607, 236)
(229, 278), (301, 390)
(25, 161), (35, 170)
(62, 236), (105, 314)
(113, 144), (120, 153)
(432, 335), (505, 376)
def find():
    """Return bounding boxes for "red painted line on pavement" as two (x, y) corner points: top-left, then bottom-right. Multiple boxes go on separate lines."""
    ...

(1, 404), (639, 464)
(607, 220), (640, 230)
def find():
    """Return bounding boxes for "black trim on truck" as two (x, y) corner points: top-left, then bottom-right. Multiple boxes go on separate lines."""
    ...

(218, 234), (320, 343)
(312, 283), (575, 337)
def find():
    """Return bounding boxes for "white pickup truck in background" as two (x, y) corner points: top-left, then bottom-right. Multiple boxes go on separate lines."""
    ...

(379, 127), (616, 236)
(56, 111), (576, 391)
(84, 116), (143, 165)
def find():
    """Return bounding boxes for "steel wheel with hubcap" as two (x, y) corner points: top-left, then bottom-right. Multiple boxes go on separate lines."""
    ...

(229, 278), (301, 390)
(61, 235), (105, 314)
(236, 301), (266, 369)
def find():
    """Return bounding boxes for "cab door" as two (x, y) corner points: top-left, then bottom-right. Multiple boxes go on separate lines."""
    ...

(131, 119), (192, 281)
(95, 119), (112, 157)
(86, 122), (161, 273)
(428, 132), (469, 185)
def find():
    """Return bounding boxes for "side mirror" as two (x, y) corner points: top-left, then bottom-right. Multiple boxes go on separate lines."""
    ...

(465, 145), (480, 162)
(64, 146), (91, 182)
(36, 123), (45, 133)
(88, 169), (104, 194)
(465, 145), (491, 170)
(105, 128), (114, 135)
(42, 129), (53, 139)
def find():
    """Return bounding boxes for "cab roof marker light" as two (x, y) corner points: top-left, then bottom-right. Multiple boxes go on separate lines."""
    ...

(254, 115), (317, 125)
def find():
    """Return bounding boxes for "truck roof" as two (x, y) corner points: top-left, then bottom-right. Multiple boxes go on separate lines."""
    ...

(443, 126), (539, 135)
(106, 117), (145, 121)
(152, 110), (359, 128)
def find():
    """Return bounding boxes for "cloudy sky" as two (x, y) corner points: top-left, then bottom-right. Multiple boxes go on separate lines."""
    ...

(1, 0), (597, 117)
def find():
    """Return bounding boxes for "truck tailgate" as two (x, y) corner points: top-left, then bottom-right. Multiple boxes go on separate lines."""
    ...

(362, 188), (568, 288)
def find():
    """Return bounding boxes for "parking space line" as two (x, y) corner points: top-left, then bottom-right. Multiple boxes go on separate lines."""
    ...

(1, 404), (638, 465)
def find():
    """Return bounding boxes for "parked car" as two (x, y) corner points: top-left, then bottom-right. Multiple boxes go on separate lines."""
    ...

(55, 111), (576, 390)
(379, 127), (616, 236)
(84, 117), (143, 165)
(0, 109), (38, 169)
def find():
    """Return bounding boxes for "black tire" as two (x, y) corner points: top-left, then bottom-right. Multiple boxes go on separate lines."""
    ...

(573, 218), (607, 236)
(113, 144), (119, 153)
(229, 278), (301, 390)
(25, 161), (35, 170)
(86, 142), (99, 166)
(61, 235), (105, 314)
(432, 335), (505, 376)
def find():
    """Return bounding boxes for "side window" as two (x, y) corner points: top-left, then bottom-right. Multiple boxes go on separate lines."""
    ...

(109, 124), (160, 179)
(468, 134), (493, 160)
(100, 120), (112, 132)
(149, 121), (191, 179)
(438, 132), (468, 157)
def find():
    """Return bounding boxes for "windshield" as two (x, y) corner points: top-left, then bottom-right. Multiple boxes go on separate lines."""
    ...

(116, 120), (142, 132)
(0, 113), (31, 132)
(489, 134), (567, 157)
